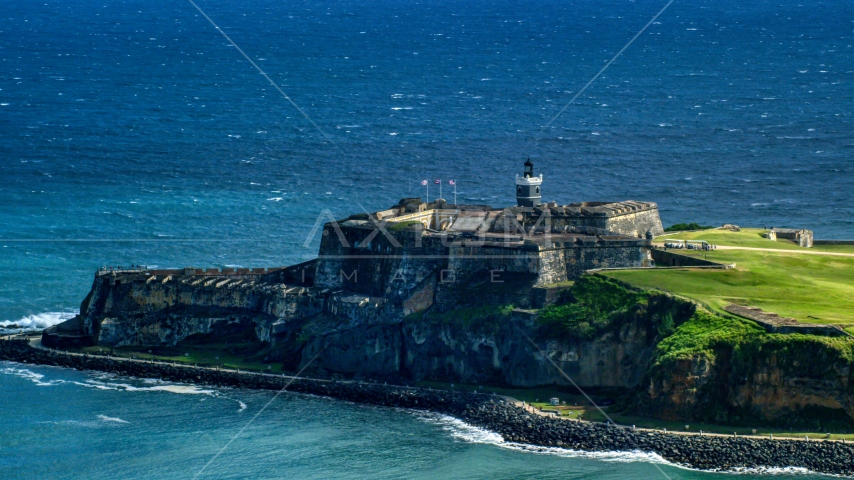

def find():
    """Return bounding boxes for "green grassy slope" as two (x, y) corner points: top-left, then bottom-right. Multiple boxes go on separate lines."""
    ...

(605, 229), (854, 325)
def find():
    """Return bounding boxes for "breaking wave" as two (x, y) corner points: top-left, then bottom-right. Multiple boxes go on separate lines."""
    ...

(0, 364), (214, 395)
(412, 412), (836, 476)
(97, 415), (129, 424)
(0, 311), (76, 331)
(0, 365), (66, 386)
(413, 411), (671, 465)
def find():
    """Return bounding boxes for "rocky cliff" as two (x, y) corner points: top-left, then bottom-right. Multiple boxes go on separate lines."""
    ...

(44, 262), (854, 431)
(636, 310), (854, 431)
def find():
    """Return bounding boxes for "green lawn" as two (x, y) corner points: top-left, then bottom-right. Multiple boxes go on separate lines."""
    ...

(659, 227), (854, 254)
(605, 232), (854, 324)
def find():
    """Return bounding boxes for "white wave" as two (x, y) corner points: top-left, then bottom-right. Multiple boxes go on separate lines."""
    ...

(413, 411), (671, 465)
(97, 415), (129, 424)
(141, 385), (215, 395)
(0, 311), (76, 330)
(73, 377), (215, 395)
(1, 366), (66, 386)
(726, 466), (819, 476)
(267, 197), (284, 202)
(416, 412), (840, 476)
(238, 401), (247, 411)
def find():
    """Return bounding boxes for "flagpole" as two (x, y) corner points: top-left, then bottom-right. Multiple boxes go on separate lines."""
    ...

(454, 182), (457, 206)
(439, 180), (442, 200)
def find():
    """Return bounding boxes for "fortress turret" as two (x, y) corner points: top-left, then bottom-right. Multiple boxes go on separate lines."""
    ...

(515, 158), (542, 207)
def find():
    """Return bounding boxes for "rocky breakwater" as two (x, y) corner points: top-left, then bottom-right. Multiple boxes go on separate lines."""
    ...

(2, 341), (853, 476)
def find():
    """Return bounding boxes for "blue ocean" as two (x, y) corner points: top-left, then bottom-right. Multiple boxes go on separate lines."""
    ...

(1, 0), (852, 476)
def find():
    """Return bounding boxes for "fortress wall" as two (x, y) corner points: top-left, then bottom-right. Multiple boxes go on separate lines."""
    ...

(314, 223), (353, 289)
(316, 225), (450, 303)
(447, 243), (540, 276)
(80, 272), (324, 346)
(263, 260), (316, 286)
(537, 248), (569, 285)
(527, 207), (663, 238)
(651, 249), (724, 267)
(604, 209), (664, 237)
(547, 216), (609, 232)
(563, 242), (650, 278)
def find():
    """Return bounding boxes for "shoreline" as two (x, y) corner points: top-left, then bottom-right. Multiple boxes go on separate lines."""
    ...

(2, 339), (853, 477)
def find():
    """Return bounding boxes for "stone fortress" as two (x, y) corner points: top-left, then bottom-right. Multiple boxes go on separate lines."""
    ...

(44, 160), (665, 358)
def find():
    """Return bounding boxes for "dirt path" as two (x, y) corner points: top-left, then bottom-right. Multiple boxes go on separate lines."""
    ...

(654, 243), (854, 258)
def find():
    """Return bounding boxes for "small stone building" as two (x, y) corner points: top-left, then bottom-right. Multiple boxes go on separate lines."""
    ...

(771, 228), (813, 248)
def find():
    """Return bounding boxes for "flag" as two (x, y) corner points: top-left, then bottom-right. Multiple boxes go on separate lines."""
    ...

(434, 179), (441, 184)
(421, 180), (427, 186)
(448, 179), (455, 185)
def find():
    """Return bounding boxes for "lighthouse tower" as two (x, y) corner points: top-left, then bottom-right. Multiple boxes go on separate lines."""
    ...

(515, 158), (542, 207)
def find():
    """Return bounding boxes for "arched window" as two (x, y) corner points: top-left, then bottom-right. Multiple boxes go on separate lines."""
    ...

(535, 186), (540, 194)
(517, 186), (522, 194)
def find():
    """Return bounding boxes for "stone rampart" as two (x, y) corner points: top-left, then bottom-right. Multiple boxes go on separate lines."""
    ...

(651, 249), (730, 268)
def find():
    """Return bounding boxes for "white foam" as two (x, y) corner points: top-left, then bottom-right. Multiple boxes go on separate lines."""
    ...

(725, 466), (819, 476)
(238, 401), (248, 411)
(97, 414), (129, 424)
(73, 377), (215, 395)
(413, 411), (671, 465)
(1, 365), (66, 386)
(0, 311), (76, 330)
(415, 412), (841, 476)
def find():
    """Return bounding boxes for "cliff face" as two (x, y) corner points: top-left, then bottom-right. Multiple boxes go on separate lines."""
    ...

(46, 261), (854, 431)
(637, 315), (854, 431)
(296, 310), (661, 387)
(60, 268), (666, 389)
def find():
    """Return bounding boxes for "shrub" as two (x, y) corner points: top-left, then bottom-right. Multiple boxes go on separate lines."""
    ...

(664, 222), (715, 232)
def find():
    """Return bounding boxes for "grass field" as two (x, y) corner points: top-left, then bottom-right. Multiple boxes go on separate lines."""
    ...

(659, 227), (854, 254)
(604, 229), (854, 325)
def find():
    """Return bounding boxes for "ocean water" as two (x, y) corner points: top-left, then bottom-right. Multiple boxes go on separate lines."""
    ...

(0, 362), (816, 479)
(0, 0), (852, 475)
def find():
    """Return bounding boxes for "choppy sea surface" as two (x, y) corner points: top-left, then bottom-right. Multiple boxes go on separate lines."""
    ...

(0, 362), (820, 479)
(0, 0), (852, 476)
